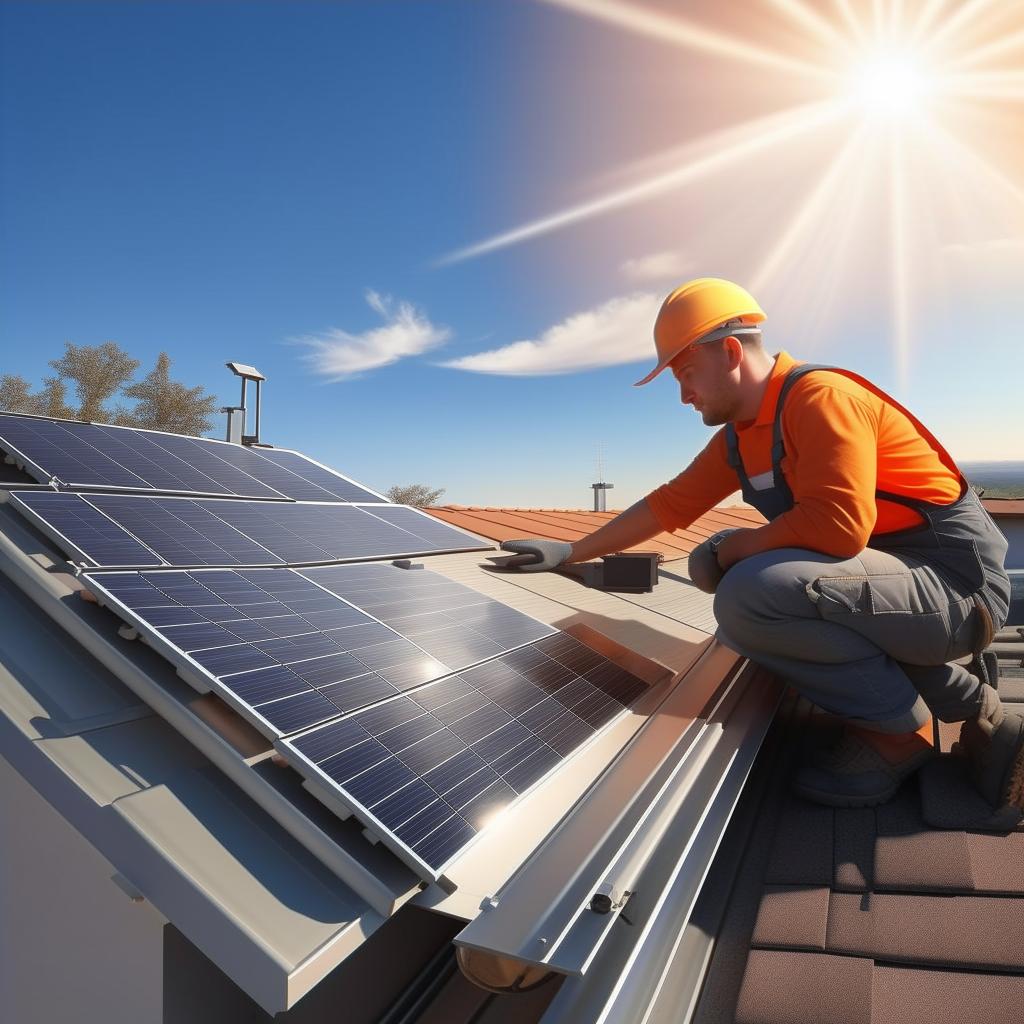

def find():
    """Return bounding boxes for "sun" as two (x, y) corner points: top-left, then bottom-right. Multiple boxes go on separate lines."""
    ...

(850, 52), (932, 116)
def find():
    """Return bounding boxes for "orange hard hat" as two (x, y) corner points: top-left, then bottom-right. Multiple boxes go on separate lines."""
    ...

(634, 277), (766, 386)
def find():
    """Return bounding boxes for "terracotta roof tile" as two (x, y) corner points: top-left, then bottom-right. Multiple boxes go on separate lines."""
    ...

(424, 504), (766, 563)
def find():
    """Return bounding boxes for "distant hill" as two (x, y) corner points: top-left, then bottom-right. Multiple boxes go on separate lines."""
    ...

(962, 461), (1024, 499)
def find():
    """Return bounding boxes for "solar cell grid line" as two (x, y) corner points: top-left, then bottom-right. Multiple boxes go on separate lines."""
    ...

(0, 413), (151, 489)
(7, 491), (164, 567)
(279, 637), (649, 879)
(83, 567), (463, 738)
(251, 447), (388, 503)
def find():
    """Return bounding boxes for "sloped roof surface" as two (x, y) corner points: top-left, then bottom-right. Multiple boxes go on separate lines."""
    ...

(427, 504), (765, 562)
(696, 625), (1024, 1024)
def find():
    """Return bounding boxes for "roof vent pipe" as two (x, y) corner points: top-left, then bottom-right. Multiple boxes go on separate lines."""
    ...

(592, 481), (614, 512)
(224, 362), (267, 445)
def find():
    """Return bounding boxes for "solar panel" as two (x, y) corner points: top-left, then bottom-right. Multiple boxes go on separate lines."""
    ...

(302, 563), (551, 661)
(9, 491), (490, 566)
(82, 564), (557, 739)
(252, 448), (386, 502)
(281, 633), (648, 878)
(0, 413), (385, 501)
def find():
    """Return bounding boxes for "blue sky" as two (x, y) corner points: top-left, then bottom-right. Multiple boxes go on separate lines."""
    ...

(3, 1), (1022, 507)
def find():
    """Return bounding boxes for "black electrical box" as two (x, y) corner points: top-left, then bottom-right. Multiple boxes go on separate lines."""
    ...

(601, 551), (661, 592)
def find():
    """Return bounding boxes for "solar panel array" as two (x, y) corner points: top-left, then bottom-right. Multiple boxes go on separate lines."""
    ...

(4, 412), (649, 880)
(282, 633), (647, 876)
(84, 565), (556, 737)
(0, 413), (383, 500)
(10, 491), (489, 566)
(84, 565), (646, 876)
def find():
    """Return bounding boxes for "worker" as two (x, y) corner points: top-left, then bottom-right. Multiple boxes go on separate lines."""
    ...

(501, 278), (1022, 818)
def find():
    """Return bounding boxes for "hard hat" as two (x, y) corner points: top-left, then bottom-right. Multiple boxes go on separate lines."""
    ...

(633, 277), (766, 386)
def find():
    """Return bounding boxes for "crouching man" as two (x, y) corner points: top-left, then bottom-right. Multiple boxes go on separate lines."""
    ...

(502, 278), (1021, 817)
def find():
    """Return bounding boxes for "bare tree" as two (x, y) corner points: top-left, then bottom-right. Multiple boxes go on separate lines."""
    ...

(386, 484), (446, 507)
(120, 352), (218, 435)
(49, 341), (140, 423)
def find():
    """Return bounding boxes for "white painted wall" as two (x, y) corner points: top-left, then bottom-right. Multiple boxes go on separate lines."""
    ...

(0, 756), (165, 1024)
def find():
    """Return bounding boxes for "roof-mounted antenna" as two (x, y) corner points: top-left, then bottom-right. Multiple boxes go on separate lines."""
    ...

(224, 362), (266, 446)
(591, 441), (614, 512)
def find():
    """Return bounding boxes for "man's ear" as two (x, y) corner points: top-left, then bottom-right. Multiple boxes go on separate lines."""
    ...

(722, 335), (744, 370)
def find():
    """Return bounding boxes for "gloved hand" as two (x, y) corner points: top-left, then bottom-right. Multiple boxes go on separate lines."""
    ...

(500, 539), (574, 573)
(688, 529), (740, 594)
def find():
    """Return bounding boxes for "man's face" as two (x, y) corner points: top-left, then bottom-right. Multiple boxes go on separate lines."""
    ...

(669, 339), (739, 426)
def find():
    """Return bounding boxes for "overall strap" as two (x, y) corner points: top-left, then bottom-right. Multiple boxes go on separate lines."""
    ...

(723, 423), (752, 489)
(771, 363), (966, 510)
(768, 363), (835, 506)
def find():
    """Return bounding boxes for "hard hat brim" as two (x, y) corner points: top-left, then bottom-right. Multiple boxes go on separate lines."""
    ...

(633, 322), (764, 387)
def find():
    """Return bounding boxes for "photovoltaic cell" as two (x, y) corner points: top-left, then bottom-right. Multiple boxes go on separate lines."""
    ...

(9, 491), (491, 566)
(281, 633), (648, 877)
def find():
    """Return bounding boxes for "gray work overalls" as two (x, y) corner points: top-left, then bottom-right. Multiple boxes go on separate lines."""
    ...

(717, 362), (1011, 724)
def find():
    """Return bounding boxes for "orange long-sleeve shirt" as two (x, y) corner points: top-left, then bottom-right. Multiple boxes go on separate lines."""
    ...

(645, 351), (963, 561)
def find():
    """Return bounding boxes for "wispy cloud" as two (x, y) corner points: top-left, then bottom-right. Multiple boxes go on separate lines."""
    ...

(441, 292), (661, 375)
(620, 250), (692, 284)
(296, 291), (451, 381)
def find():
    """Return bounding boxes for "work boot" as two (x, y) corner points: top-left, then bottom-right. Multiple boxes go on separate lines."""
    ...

(794, 721), (935, 808)
(951, 683), (1024, 815)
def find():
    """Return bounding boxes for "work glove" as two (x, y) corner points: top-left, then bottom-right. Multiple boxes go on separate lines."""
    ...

(688, 529), (740, 594)
(500, 539), (574, 573)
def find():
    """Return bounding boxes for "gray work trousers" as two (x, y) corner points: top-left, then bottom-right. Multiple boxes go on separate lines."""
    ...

(713, 546), (987, 730)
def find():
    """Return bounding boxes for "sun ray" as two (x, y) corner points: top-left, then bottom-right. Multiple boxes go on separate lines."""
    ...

(831, 0), (869, 42)
(750, 124), (871, 294)
(438, 101), (845, 265)
(889, 125), (912, 392)
(943, 28), (1024, 73)
(941, 71), (1024, 103)
(888, 0), (904, 38)
(797, 133), (880, 352)
(919, 0), (1003, 58)
(871, 0), (886, 40)
(538, 0), (837, 81)
(766, 0), (853, 52)
(920, 116), (1024, 209)
(908, 0), (953, 44)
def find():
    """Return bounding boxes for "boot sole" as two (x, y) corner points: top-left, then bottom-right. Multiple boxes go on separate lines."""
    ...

(792, 779), (904, 809)
(793, 750), (934, 809)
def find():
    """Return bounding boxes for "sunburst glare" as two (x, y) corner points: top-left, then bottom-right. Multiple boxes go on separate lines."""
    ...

(441, 0), (1024, 390)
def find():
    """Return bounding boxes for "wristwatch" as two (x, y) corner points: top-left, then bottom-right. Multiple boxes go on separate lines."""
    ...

(707, 530), (730, 564)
